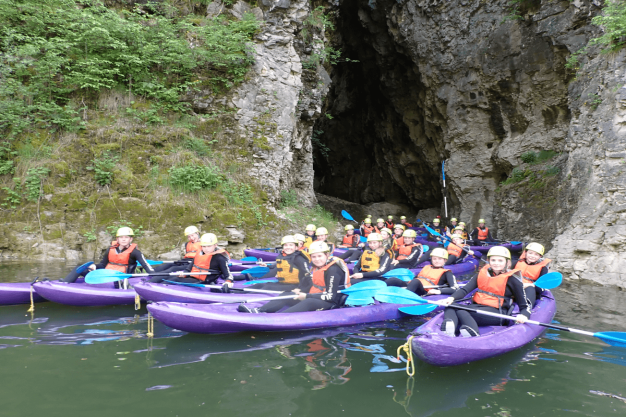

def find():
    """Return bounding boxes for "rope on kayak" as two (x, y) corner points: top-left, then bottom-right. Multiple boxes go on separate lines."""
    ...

(135, 294), (141, 310)
(146, 313), (154, 338)
(397, 336), (416, 377)
(27, 284), (36, 313)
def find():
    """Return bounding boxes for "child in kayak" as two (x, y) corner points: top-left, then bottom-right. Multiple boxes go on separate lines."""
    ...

(379, 228), (397, 254)
(514, 242), (550, 306)
(238, 241), (349, 314)
(314, 227), (335, 253)
(393, 225), (406, 248)
(350, 233), (392, 284)
(445, 230), (475, 265)
(151, 225), (202, 274)
(303, 224), (316, 249)
(360, 218), (374, 237)
(390, 229), (423, 270)
(439, 246), (530, 337)
(399, 216), (412, 228)
(386, 248), (458, 295)
(338, 225), (360, 249)
(469, 219), (494, 244)
(385, 215), (395, 229)
(374, 218), (386, 233)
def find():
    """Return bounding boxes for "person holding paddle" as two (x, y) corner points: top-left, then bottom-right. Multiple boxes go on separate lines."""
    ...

(399, 216), (412, 228)
(386, 248), (458, 296)
(445, 218), (459, 237)
(238, 241), (349, 314)
(514, 242), (550, 306)
(469, 219), (494, 244)
(151, 225), (202, 274)
(338, 225), (360, 249)
(62, 227), (154, 286)
(439, 246), (530, 337)
(390, 229), (423, 270)
(360, 218), (374, 237)
(350, 233), (392, 283)
(445, 230), (475, 265)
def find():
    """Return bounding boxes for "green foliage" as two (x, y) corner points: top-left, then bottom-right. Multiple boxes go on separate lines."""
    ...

(24, 167), (50, 201)
(0, 143), (17, 175)
(311, 129), (329, 161)
(0, 0), (259, 136)
(502, 0), (541, 23)
(586, 93), (603, 110)
(183, 137), (216, 157)
(301, 6), (334, 41)
(501, 167), (532, 186)
(520, 151), (538, 163)
(168, 164), (222, 192)
(545, 165), (560, 176)
(279, 189), (299, 208)
(591, 0), (626, 51)
(520, 150), (559, 165)
(87, 151), (119, 186)
(1, 179), (22, 208)
(83, 230), (97, 242)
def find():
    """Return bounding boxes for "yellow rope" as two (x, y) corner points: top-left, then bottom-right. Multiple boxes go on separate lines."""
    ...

(146, 312), (154, 338)
(135, 294), (141, 311)
(397, 335), (416, 377)
(27, 283), (35, 313)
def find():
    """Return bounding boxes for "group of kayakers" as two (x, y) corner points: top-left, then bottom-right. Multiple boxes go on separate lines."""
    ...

(65, 215), (551, 338)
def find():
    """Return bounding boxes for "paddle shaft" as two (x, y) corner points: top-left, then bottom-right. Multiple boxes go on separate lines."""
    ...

(418, 218), (476, 257)
(213, 294), (298, 305)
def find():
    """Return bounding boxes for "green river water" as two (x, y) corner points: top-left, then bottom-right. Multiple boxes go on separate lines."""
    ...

(1, 261), (626, 417)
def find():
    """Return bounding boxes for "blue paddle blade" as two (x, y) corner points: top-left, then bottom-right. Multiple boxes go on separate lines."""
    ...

(423, 245), (430, 252)
(421, 233), (428, 237)
(398, 304), (439, 315)
(342, 280), (386, 294)
(345, 296), (375, 306)
(242, 278), (278, 285)
(374, 288), (424, 304)
(146, 259), (163, 265)
(238, 266), (270, 278)
(382, 268), (414, 282)
(241, 257), (258, 262)
(75, 261), (94, 274)
(510, 241), (522, 245)
(341, 210), (355, 222)
(534, 272), (562, 289)
(360, 235), (367, 243)
(595, 332), (626, 347)
(85, 269), (130, 284)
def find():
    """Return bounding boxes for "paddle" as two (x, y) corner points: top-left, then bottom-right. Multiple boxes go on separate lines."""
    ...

(243, 278), (279, 285)
(237, 266), (270, 277)
(162, 280), (283, 294)
(85, 269), (214, 284)
(341, 210), (358, 224)
(418, 219), (476, 258)
(241, 256), (259, 262)
(75, 261), (94, 274)
(381, 268), (414, 282)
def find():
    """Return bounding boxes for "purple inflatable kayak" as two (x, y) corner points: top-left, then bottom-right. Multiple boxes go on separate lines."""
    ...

(244, 248), (346, 262)
(0, 282), (46, 306)
(410, 290), (557, 366)
(32, 278), (142, 307)
(134, 281), (274, 304)
(147, 294), (452, 334)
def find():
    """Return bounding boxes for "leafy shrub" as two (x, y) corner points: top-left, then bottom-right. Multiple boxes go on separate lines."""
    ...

(520, 151), (538, 163)
(87, 152), (119, 186)
(168, 164), (222, 192)
(590, 0), (626, 51)
(183, 137), (216, 157)
(24, 167), (50, 201)
(501, 167), (531, 186)
(545, 166), (560, 176)
(279, 189), (299, 208)
(0, 144), (16, 175)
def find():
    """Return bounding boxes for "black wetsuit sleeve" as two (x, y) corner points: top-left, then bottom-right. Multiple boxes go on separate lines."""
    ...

(216, 255), (233, 281)
(507, 274), (531, 318)
(354, 257), (363, 272)
(438, 271), (458, 294)
(469, 228), (479, 240)
(306, 264), (344, 302)
(295, 255), (312, 292)
(445, 255), (459, 265)
(94, 251), (109, 270)
(396, 246), (422, 267)
(130, 248), (154, 273)
(360, 252), (392, 278)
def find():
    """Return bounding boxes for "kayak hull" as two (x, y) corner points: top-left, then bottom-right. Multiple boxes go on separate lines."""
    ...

(32, 279), (141, 307)
(410, 290), (557, 366)
(134, 281), (276, 304)
(147, 294), (452, 334)
(0, 282), (46, 306)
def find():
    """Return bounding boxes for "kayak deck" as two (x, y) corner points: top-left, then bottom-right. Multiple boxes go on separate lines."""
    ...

(33, 278), (142, 307)
(0, 282), (46, 306)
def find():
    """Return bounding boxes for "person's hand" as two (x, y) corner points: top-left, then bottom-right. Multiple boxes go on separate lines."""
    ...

(515, 315), (528, 324)
(88, 264), (96, 271)
(440, 297), (454, 306)
(468, 250), (474, 256)
(391, 260), (399, 266)
(176, 271), (185, 276)
(258, 262), (267, 268)
(223, 280), (234, 288)
(221, 280), (234, 293)
(295, 292), (306, 301)
(523, 282), (535, 289)
(292, 288), (301, 294)
(427, 289), (441, 295)
(351, 273), (363, 279)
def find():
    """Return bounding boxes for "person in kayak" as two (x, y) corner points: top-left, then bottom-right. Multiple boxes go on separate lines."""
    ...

(390, 229), (423, 269)
(238, 241), (349, 314)
(338, 225), (360, 249)
(385, 215), (395, 229)
(360, 218), (374, 237)
(350, 233), (392, 283)
(469, 219), (494, 244)
(439, 246), (530, 337)
(294, 233), (307, 251)
(374, 218), (386, 234)
(360, 215), (373, 227)
(445, 230), (475, 265)
(393, 225), (406, 248)
(149, 233), (233, 288)
(303, 224), (316, 249)
(426, 218), (444, 242)
(386, 248), (458, 295)
(445, 218), (458, 237)
(399, 216), (413, 228)
(247, 235), (312, 292)
(62, 227), (154, 285)
(456, 222), (469, 240)
(514, 242), (550, 306)
(380, 227), (397, 254)
(150, 225), (202, 274)
(315, 227), (335, 253)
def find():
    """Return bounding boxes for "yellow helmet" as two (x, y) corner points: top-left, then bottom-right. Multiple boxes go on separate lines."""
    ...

(184, 225), (199, 236)
(199, 233), (218, 246)
(387, 215), (393, 219)
(400, 216), (406, 220)
(380, 228), (392, 235)
(281, 235), (298, 245)
(432, 218), (440, 223)
(294, 233), (306, 242)
(309, 241), (330, 254)
(525, 242), (545, 256)
(403, 229), (417, 238)
(315, 227), (328, 235)
(450, 218), (458, 222)
(459, 222), (466, 226)
(367, 232), (383, 242)
(116, 227), (134, 237)
(487, 246), (511, 259)
(376, 218), (384, 223)
(364, 219), (372, 224)
(306, 224), (316, 232)
(367, 214), (372, 218)
(430, 247), (449, 260)
(453, 226), (464, 232)
(394, 224), (406, 231)
(344, 224), (354, 231)
(478, 219), (486, 224)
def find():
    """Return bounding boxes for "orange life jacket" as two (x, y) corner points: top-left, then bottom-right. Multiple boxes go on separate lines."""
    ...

(374, 225), (385, 234)
(190, 249), (228, 281)
(477, 227), (489, 240)
(340, 234), (357, 248)
(447, 243), (463, 258)
(472, 267), (519, 309)
(362, 225), (374, 237)
(394, 236), (404, 248)
(515, 253), (551, 284)
(397, 244), (419, 260)
(184, 241), (202, 259)
(416, 265), (450, 287)
(385, 221), (394, 229)
(401, 222), (413, 228)
(310, 257), (350, 294)
(105, 242), (138, 273)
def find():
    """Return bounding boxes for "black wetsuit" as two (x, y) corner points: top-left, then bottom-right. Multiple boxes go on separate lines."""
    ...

(248, 251), (311, 292)
(469, 227), (495, 244)
(392, 244), (423, 269)
(338, 243), (367, 262)
(61, 245), (154, 284)
(350, 250), (392, 284)
(443, 269), (531, 335)
(149, 250), (232, 284)
(387, 266), (458, 296)
(445, 245), (472, 265)
(257, 262), (346, 313)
